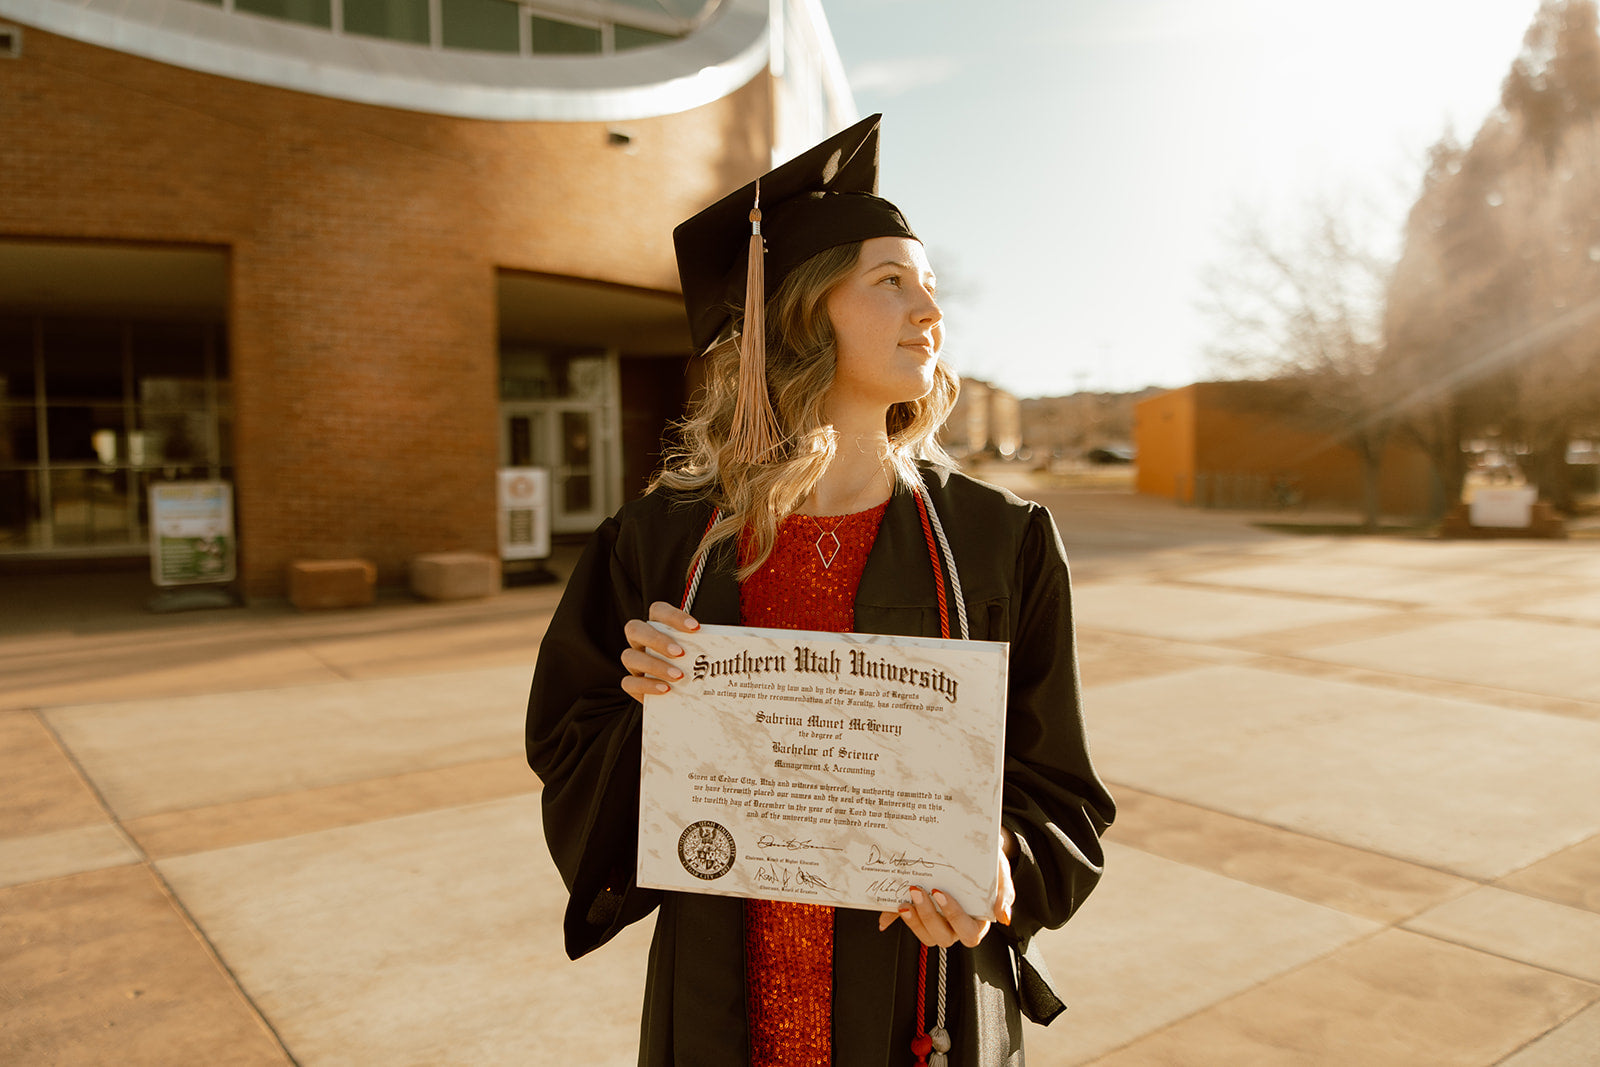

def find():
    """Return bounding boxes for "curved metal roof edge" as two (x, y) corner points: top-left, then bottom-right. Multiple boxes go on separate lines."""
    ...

(0, 0), (770, 121)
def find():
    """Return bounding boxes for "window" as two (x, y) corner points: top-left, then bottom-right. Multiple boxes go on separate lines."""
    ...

(442, 0), (521, 52)
(177, 0), (700, 55)
(343, 0), (430, 44)
(613, 23), (672, 50)
(0, 317), (230, 554)
(234, 0), (333, 28)
(529, 15), (601, 54)
(604, 0), (704, 15)
(500, 348), (610, 401)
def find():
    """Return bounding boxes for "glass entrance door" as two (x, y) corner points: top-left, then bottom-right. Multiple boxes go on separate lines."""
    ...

(500, 402), (609, 534)
(498, 347), (618, 535)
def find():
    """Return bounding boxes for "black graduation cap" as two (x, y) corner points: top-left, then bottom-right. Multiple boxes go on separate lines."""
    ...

(673, 113), (919, 354)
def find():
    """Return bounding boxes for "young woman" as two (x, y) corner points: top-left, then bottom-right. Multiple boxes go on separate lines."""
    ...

(527, 115), (1113, 1067)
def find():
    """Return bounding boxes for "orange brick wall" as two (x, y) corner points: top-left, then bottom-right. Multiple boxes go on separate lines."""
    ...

(1136, 383), (1434, 515)
(1, 26), (773, 597)
(1133, 387), (1197, 502)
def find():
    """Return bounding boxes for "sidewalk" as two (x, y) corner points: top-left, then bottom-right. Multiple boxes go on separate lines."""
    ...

(3, 491), (1599, 1065)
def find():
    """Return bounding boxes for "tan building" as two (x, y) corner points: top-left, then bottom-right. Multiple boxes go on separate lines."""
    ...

(940, 377), (1019, 460)
(0, 0), (852, 596)
(1019, 390), (1153, 462)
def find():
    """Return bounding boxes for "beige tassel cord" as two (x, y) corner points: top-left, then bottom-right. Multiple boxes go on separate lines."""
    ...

(727, 181), (783, 465)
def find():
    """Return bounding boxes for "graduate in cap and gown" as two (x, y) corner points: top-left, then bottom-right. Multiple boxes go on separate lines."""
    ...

(526, 114), (1114, 1067)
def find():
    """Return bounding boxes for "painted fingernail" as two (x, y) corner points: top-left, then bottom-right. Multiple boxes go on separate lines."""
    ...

(667, 643), (684, 656)
(655, 682), (669, 693)
(932, 890), (949, 907)
(684, 616), (700, 630)
(668, 667), (683, 679)
(909, 887), (923, 902)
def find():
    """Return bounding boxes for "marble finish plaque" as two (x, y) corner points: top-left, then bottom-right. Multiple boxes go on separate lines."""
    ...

(639, 623), (1009, 913)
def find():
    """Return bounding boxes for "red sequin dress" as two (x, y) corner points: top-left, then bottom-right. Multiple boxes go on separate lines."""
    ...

(739, 499), (890, 1067)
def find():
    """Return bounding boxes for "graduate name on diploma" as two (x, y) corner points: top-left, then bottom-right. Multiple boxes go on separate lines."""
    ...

(638, 624), (1008, 913)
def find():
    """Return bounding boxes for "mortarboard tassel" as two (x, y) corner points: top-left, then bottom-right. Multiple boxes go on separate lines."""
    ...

(728, 182), (782, 465)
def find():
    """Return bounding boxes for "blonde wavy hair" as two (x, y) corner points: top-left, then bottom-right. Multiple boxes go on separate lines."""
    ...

(651, 240), (960, 580)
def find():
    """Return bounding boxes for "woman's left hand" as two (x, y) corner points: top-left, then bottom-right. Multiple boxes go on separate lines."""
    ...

(877, 833), (1016, 948)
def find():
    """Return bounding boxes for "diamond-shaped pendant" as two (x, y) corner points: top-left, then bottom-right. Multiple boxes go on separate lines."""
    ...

(815, 531), (841, 568)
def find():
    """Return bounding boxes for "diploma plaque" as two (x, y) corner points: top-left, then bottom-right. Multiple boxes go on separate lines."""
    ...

(638, 624), (1008, 913)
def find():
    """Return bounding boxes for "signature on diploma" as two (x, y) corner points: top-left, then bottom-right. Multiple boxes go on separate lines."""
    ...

(863, 844), (956, 872)
(754, 862), (831, 891)
(867, 876), (912, 898)
(756, 834), (843, 853)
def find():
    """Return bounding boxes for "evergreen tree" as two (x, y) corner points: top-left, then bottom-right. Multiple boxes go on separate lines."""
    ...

(1385, 0), (1600, 512)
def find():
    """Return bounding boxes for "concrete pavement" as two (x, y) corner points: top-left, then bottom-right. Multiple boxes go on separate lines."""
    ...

(3, 488), (1599, 1065)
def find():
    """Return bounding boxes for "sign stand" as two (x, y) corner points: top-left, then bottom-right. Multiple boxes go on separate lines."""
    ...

(146, 480), (241, 613)
(498, 467), (557, 586)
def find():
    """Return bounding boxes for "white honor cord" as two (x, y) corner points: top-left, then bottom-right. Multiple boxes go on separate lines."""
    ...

(682, 509), (722, 613)
(918, 479), (961, 1061)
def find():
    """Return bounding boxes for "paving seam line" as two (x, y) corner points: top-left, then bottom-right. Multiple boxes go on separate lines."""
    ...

(1392, 924), (1600, 989)
(1245, 653), (1600, 722)
(1067, 925), (1395, 1065)
(33, 711), (303, 1066)
(1103, 780), (1493, 893)
(1488, 998), (1600, 1066)
(1158, 576), (1422, 611)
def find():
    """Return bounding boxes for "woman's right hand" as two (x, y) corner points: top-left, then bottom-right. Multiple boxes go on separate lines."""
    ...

(620, 601), (700, 700)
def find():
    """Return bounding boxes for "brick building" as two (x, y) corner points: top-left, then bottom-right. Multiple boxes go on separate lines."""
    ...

(1134, 382), (1434, 515)
(0, 0), (852, 596)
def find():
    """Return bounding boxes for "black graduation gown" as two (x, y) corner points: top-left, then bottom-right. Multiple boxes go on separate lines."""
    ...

(526, 465), (1115, 1066)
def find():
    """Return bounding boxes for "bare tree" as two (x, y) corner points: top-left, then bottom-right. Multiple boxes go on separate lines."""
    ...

(1202, 2), (1600, 524)
(1201, 196), (1397, 531)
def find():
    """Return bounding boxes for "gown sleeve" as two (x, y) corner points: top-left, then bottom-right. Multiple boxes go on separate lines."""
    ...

(525, 510), (664, 960)
(996, 502), (1116, 1022)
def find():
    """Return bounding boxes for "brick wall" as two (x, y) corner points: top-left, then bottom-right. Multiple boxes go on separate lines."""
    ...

(0, 25), (773, 596)
(1134, 387), (1197, 502)
(1136, 383), (1434, 515)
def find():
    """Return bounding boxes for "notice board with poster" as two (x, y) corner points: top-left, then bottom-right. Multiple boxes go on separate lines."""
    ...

(498, 467), (551, 560)
(148, 481), (236, 586)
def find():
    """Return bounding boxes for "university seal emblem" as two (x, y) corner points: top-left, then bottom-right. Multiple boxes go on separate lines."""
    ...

(677, 820), (736, 880)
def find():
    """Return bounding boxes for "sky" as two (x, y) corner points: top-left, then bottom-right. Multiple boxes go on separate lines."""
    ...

(821, 0), (1547, 398)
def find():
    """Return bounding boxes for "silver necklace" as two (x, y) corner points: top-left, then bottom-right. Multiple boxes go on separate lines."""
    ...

(803, 513), (846, 569)
(797, 463), (888, 569)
